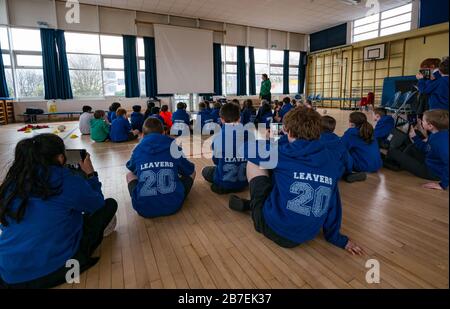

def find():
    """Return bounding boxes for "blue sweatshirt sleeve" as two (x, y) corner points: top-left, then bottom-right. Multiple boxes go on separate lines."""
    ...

(434, 138), (449, 189)
(68, 175), (105, 214)
(418, 79), (438, 95)
(177, 156), (195, 177)
(323, 187), (349, 249)
(413, 135), (428, 153)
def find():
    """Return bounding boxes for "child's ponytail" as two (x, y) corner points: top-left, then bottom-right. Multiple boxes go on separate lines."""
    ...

(349, 112), (374, 143)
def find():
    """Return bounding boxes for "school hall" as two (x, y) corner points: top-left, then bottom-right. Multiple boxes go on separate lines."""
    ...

(0, 0), (448, 290)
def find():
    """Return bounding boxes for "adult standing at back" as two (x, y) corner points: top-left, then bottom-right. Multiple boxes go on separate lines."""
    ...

(259, 74), (272, 102)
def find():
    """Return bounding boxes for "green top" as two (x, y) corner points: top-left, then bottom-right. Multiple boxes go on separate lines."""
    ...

(260, 79), (272, 97)
(90, 118), (110, 142)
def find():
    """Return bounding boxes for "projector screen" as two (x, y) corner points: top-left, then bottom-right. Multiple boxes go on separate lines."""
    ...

(154, 24), (214, 94)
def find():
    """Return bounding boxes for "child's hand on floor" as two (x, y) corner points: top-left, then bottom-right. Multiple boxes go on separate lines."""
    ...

(345, 239), (365, 256)
(422, 182), (444, 190)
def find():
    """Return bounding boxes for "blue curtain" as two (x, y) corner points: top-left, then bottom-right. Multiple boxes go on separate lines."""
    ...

(144, 37), (158, 98)
(0, 41), (9, 98)
(236, 46), (246, 96)
(123, 35), (140, 98)
(283, 50), (290, 94)
(248, 46), (256, 95)
(40, 29), (59, 100)
(213, 43), (223, 95)
(55, 30), (73, 99)
(419, 0), (449, 27)
(40, 29), (73, 100)
(298, 51), (307, 94)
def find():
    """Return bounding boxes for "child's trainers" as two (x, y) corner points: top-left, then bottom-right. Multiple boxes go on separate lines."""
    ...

(345, 172), (367, 183)
(103, 215), (117, 237)
(229, 195), (251, 212)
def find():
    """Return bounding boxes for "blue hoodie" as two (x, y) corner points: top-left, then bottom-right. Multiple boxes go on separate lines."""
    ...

(126, 133), (195, 217)
(130, 112), (145, 132)
(413, 130), (449, 189)
(197, 110), (215, 132)
(211, 124), (249, 191)
(172, 109), (191, 126)
(341, 127), (382, 173)
(0, 166), (105, 284)
(110, 116), (132, 142)
(256, 107), (274, 129)
(209, 108), (221, 124)
(247, 139), (348, 248)
(320, 132), (353, 177)
(374, 115), (395, 143)
(418, 76), (449, 110)
(107, 111), (116, 123)
(240, 108), (257, 125)
(149, 114), (166, 126)
(279, 103), (293, 121)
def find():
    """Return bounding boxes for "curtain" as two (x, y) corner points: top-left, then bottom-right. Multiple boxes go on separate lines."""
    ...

(248, 46), (256, 96)
(40, 29), (73, 100)
(213, 43), (223, 96)
(298, 51), (308, 94)
(123, 35), (140, 98)
(236, 45), (247, 96)
(144, 37), (158, 98)
(283, 50), (289, 94)
(0, 41), (9, 98)
(55, 30), (73, 99)
(40, 28), (59, 100)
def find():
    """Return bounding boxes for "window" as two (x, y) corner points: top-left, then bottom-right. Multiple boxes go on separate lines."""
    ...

(11, 28), (43, 99)
(138, 38), (146, 96)
(254, 49), (269, 94)
(1, 27), (14, 97)
(66, 32), (103, 97)
(100, 35), (125, 97)
(289, 52), (300, 94)
(270, 50), (283, 94)
(223, 46), (237, 95)
(352, 3), (413, 43)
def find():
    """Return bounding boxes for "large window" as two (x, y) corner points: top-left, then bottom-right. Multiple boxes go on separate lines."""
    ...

(1, 26), (14, 97)
(352, 3), (413, 43)
(101, 35), (125, 97)
(222, 46), (237, 96)
(10, 28), (44, 99)
(289, 52), (300, 94)
(269, 50), (283, 94)
(137, 38), (146, 96)
(65, 32), (103, 98)
(254, 49), (269, 94)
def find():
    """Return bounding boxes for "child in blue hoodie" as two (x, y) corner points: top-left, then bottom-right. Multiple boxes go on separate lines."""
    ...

(255, 101), (274, 129)
(197, 102), (216, 134)
(0, 134), (117, 288)
(228, 107), (363, 254)
(417, 57), (449, 110)
(373, 108), (395, 149)
(209, 102), (222, 125)
(130, 105), (145, 132)
(171, 102), (192, 136)
(126, 118), (196, 218)
(387, 109), (449, 190)
(241, 99), (257, 126)
(320, 116), (354, 179)
(110, 108), (140, 142)
(202, 103), (249, 194)
(107, 102), (121, 123)
(341, 112), (382, 174)
(276, 97), (293, 122)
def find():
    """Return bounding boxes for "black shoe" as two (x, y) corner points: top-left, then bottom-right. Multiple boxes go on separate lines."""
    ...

(345, 172), (367, 183)
(229, 195), (251, 212)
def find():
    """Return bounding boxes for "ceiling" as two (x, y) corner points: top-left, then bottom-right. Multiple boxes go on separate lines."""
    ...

(78, 0), (413, 34)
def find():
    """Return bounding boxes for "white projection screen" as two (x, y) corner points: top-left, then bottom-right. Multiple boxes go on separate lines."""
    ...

(154, 24), (214, 94)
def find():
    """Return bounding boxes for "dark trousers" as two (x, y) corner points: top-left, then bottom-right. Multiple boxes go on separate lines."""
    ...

(261, 94), (272, 102)
(249, 176), (298, 248)
(388, 144), (440, 181)
(0, 199), (118, 289)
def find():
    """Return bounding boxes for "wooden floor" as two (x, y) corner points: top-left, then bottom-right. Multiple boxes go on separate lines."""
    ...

(0, 109), (448, 289)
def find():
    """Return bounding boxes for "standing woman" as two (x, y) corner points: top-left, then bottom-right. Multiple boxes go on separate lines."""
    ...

(0, 134), (117, 288)
(259, 74), (272, 102)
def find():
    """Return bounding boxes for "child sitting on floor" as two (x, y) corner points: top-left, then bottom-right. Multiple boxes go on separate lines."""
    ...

(110, 108), (140, 143)
(228, 107), (364, 254)
(107, 102), (121, 123)
(79, 105), (93, 135)
(387, 109), (448, 190)
(202, 103), (249, 194)
(90, 110), (110, 143)
(341, 112), (382, 175)
(130, 105), (145, 132)
(126, 118), (196, 218)
(373, 107), (395, 149)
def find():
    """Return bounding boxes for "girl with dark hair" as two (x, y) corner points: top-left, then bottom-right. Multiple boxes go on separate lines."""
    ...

(341, 112), (382, 176)
(144, 100), (156, 119)
(0, 134), (117, 288)
(259, 74), (272, 102)
(107, 102), (121, 123)
(241, 99), (256, 125)
(254, 100), (274, 129)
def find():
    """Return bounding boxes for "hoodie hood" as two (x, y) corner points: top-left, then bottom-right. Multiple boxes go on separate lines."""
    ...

(135, 133), (175, 155)
(280, 139), (332, 168)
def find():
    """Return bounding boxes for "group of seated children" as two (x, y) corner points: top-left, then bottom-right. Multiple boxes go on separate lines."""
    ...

(417, 57), (449, 111)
